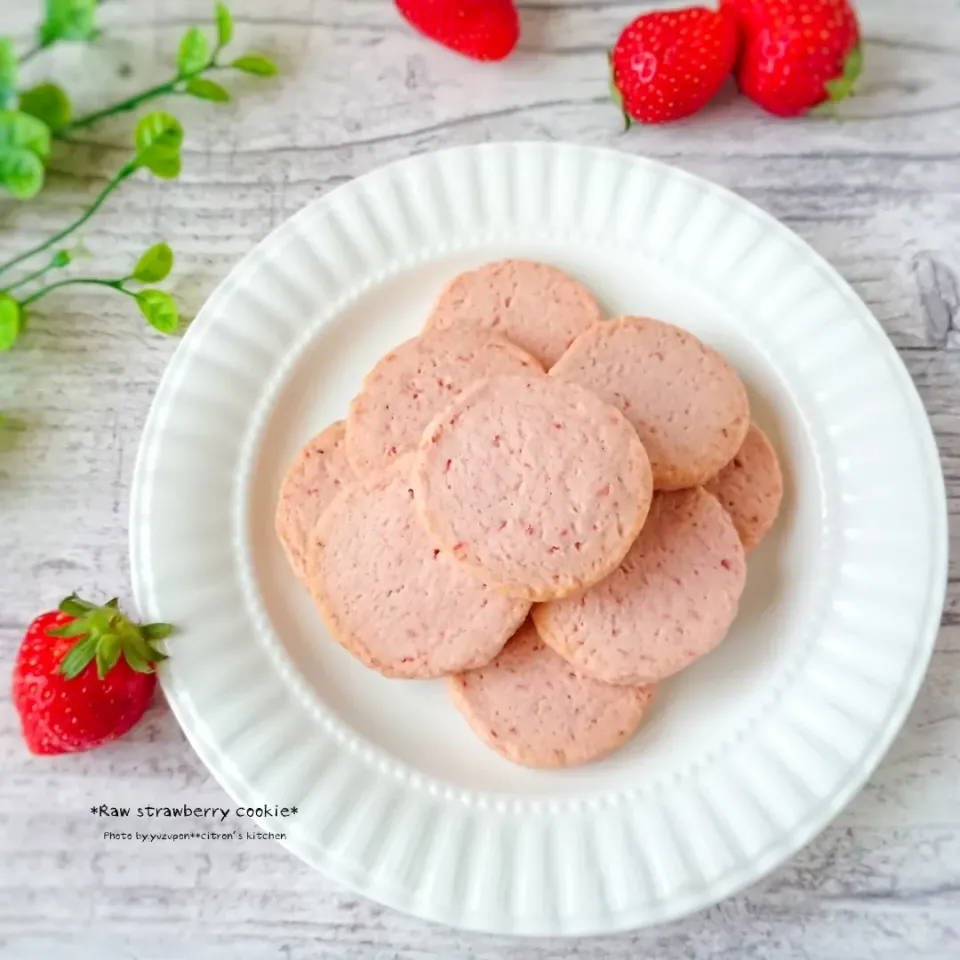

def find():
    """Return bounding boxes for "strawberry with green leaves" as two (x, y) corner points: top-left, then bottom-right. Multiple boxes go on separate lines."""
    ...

(12, 595), (173, 755)
(721, 0), (861, 116)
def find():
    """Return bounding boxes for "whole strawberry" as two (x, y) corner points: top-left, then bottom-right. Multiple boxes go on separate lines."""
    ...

(395, 0), (520, 62)
(609, 6), (739, 126)
(721, 0), (861, 116)
(12, 595), (173, 755)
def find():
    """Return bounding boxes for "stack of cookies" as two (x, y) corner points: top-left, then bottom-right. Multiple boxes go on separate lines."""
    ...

(275, 261), (783, 769)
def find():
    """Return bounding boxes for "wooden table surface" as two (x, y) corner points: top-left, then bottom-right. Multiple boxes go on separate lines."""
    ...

(2, 1), (959, 957)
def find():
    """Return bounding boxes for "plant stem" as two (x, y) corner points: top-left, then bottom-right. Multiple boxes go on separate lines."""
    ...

(0, 162), (135, 280)
(56, 63), (226, 137)
(59, 79), (182, 135)
(19, 44), (43, 65)
(19, 277), (133, 308)
(2, 256), (63, 294)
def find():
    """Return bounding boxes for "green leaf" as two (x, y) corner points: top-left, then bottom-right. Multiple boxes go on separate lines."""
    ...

(18, 83), (72, 132)
(95, 633), (121, 679)
(215, 2), (234, 48)
(47, 619), (90, 638)
(177, 27), (210, 76)
(0, 150), (45, 198)
(133, 113), (183, 179)
(131, 242), (174, 282)
(823, 43), (863, 106)
(58, 633), (100, 680)
(59, 594), (96, 616)
(141, 622), (174, 641)
(0, 111), (51, 201)
(0, 112), (50, 197)
(39, 0), (99, 46)
(136, 145), (181, 179)
(185, 77), (230, 103)
(0, 109), (52, 160)
(0, 38), (17, 110)
(0, 293), (22, 349)
(136, 289), (179, 334)
(121, 643), (155, 674)
(230, 54), (277, 77)
(134, 111), (183, 152)
(51, 248), (71, 268)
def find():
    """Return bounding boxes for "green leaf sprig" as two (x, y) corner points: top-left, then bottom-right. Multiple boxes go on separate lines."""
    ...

(0, 2), (99, 161)
(17, 252), (179, 334)
(0, 113), (184, 347)
(0, 3), (276, 199)
(0, 111), (181, 278)
(8, 239), (180, 342)
(48, 3), (276, 137)
(0, 3), (277, 351)
(10, 1), (100, 69)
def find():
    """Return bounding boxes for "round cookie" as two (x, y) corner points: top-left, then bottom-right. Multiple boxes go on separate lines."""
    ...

(550, 316), (750, 489)
(413, 375), (653, 602)
(305, 454), (529, 679)
(346, 328), (542, 476)
(704, 423), (783, 551)
(532, 488), (746, 685)
(448, 620), (656, 768)
(424, 260), (602, 369)
(275, 421), (355, 584)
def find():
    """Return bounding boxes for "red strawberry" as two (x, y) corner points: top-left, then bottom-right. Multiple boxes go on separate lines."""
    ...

(11, 595), (173, 756)
(395, 0), (519, 62)
(609, 6), (739, 126)
(721, 0), (861, 116)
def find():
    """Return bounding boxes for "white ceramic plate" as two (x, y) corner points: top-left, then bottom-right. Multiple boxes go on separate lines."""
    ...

(130, 142), (947, 936)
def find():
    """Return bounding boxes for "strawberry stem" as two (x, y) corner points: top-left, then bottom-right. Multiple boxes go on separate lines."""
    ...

(48, 594), (173, 680)
(822, 43), (862, 106)
(607, 51), (633, 131)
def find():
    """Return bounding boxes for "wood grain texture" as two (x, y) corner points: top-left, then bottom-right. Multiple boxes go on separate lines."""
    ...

(1, 1), (959, 957)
